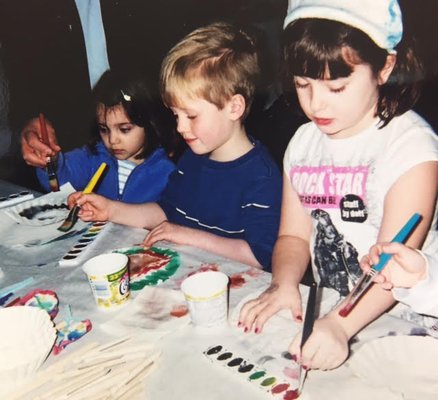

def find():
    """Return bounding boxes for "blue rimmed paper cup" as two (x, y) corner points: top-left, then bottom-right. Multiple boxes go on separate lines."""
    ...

(82, 253), (130, 310)
(180, 271), (229, 328)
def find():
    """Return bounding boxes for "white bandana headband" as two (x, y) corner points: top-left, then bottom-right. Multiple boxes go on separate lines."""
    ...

(283, 0), (403, 53)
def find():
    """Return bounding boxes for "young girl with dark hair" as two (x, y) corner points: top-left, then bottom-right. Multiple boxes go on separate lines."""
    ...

(36, 70), (175, 203)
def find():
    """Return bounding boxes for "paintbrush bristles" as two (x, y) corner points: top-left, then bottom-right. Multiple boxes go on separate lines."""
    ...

(39, 113), (60, 192)
(57, 162), (107, 232)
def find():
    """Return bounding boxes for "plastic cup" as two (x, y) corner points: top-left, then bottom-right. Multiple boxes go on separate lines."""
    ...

(82, 253), (130, 310)
(180, 271), (229, 328)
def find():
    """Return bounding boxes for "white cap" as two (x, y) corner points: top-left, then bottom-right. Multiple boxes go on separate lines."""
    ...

(283, 0), (403, 53)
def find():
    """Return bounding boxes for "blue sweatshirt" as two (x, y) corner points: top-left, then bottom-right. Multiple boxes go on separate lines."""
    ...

(37, 142), (175, 203)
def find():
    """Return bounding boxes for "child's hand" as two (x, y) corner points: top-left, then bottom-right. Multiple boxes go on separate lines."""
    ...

(21, 117), (61, 168)
(288, 315), (349, 370)
(69, 192), (112, 222)
(360, 242), (427, 290)
(143, 221), (193, 247)
(238, 283), (303, 334)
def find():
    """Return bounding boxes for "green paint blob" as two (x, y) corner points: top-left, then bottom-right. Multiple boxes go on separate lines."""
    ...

(249, 371), (266, 381)
(260, 377), (277, 387)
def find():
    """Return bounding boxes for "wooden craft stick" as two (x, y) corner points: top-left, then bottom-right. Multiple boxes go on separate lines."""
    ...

(95, 336), (132, 353)
(117, 380), (144, 400)
(81, 343), (154, 362)
(10, 342), (100, 400)
(64, 370), (130, 400)
(39, 367), (110, 400)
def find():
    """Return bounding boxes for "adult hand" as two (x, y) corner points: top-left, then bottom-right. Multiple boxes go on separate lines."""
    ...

(238, 283), (303, 334)
(68, 192), (113, 222)
(21, 117), (61, 167)
(288, 315), (349, 370)
(143, 221), (195, 247)
(360, 242), (427, 290)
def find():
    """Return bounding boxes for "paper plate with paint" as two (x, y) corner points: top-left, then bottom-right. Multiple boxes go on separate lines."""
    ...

(114, 246), (180, 290)
(347, 335), (438, 399)
(0, 307), (56, 396)
(20, 289), (59, 319)
(4, 197), (69, 226)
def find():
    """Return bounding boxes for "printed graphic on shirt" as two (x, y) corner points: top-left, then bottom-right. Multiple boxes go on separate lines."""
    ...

(311, 209), (362, 296)
(290, 165), (369, 214)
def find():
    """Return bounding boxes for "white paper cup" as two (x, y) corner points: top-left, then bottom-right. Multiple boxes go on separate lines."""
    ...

(82, 253), (130, 310)
(180, 271), (229, 328)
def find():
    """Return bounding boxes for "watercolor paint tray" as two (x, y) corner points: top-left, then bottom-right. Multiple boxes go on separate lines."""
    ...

(204, 344), (299, 399)
(58, 221), (110, 267)
(0, 191), (34, 209)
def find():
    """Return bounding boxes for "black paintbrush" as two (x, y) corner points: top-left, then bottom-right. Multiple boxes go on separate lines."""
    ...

(39, 113), (60, 192)
(298, 280), (317, 395)
(58, 162), (107, 232)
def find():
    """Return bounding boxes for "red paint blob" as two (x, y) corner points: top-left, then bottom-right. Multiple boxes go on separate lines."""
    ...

(338, 303), (353, 317)
(170, 304), (189, 318)
(271, 383), (290, 394)
(230, 273), (245, 288)
(283, 389), (300, 399)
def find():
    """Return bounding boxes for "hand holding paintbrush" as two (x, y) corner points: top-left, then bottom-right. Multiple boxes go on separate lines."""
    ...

(38, 113), (60, 191)
(58, 162), (107, 232)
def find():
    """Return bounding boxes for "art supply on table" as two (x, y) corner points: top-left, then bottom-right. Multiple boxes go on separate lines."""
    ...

(113, 246), (181, 290)
(339, 212), (422, 317)
(0, 307), (57, 397)
(58, 221), (110, 267)
(204, 344), (300, 398)
(181, 271), (229, 328)
(82, 252), (130, 310)
(298, 281), (317, 396)
(39, 113), (60, 192)
(0, 191), (34, 209)
(58, 161), (107, 232)
(19, 289), (59, 319)
(6, 336), (160, 400)
(0, 276), (35, 299)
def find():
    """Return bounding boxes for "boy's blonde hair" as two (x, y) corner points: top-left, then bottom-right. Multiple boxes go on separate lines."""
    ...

(160, 22), (260, 120)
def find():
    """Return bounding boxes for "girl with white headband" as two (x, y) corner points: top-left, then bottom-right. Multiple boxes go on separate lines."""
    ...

(239, 0), (438, 370)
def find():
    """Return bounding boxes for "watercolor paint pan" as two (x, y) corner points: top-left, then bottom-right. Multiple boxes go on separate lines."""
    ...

(204, 344), (299, 398)
(0, 191), (34, 209)
(58, 221), (110, 267)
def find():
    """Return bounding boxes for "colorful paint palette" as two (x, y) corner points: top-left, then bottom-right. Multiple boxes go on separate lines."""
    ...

(58, 221), (110, 267)
(0, 191), (34, 209)
(204, 344), (299, 398)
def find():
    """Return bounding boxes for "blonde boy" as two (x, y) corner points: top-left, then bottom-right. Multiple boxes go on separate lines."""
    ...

(71, 23), (282, 270)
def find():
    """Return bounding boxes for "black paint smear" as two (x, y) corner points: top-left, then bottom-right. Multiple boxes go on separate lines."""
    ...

(227, 357), (243, 367)
(217, 352), (233, 361)
(238, 361), (254, 373)
(206, 345), (222, 355)
(19, 203), (68, 220)
(281, 351), (293, 360)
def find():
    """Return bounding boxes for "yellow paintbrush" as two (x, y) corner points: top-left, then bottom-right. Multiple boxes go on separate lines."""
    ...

(58, 162), (107, 232)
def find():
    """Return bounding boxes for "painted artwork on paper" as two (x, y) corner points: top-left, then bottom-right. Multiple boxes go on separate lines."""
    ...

(114, 246), (180, 290)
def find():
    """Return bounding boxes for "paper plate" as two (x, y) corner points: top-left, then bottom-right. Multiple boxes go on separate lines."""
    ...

(4, 196), (69, 226)
(0, 307), (57, 395)
(114, 246), (180, 290)
(347, 335), (438, 399)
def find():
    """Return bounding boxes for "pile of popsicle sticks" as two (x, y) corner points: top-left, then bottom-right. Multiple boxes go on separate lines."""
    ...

(11, 336), (160, 400)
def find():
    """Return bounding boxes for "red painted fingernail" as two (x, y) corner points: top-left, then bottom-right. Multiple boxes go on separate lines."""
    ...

(296, 315), (302, 322)
(254, 327), (259, 334)
(237, 321), (242, 327)
(302, 365), (309, 371)
(291, 354), (297, 362)
(244, 327), (248, 333)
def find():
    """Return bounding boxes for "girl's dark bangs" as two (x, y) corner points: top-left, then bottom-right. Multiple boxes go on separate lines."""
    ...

(287, 42), (354, 80)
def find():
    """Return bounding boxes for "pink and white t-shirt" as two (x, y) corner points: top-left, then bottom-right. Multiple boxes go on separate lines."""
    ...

(283, 110), (438, 296)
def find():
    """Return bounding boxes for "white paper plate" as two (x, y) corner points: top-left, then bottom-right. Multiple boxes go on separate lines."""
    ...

(347, 335), (438, 399)
(4, 196), (69, 226)
(0, 307), (57, 395)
